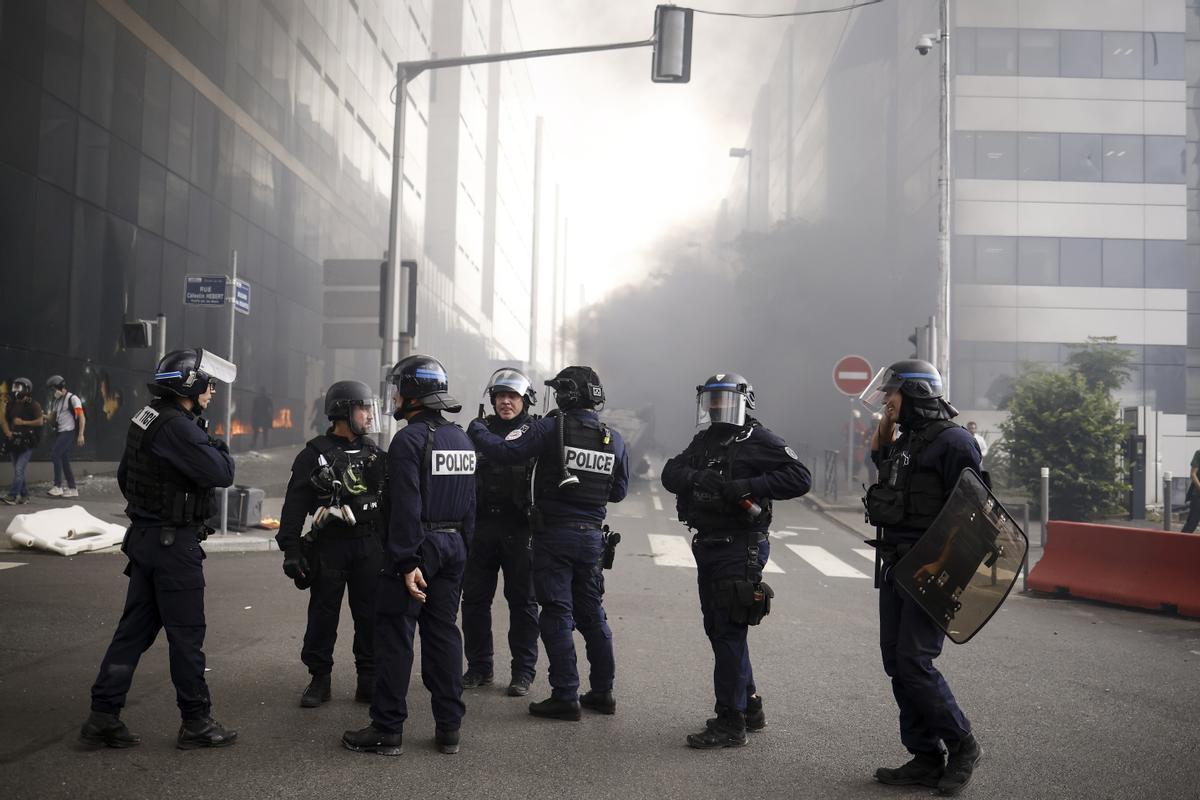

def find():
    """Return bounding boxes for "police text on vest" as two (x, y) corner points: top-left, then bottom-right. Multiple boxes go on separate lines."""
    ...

(432, 450), (477, 475)
(564, 446), (614, 475)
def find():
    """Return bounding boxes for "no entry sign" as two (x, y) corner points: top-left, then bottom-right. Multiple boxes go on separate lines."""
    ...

(833, 355), (873, 396)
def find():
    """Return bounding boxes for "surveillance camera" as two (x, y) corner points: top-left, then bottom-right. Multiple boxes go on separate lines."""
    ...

(915, 35), (934, 56)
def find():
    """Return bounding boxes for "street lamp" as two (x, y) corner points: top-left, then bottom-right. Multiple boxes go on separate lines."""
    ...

(729, 147), (752, 231)
(915, 0), (951, 393)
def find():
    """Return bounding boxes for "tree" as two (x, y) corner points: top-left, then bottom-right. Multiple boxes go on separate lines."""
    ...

(998, 367), (1127, 521)
(1065, 336), (1133, 394)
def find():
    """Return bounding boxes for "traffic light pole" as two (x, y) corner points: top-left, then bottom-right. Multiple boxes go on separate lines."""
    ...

(381, 37), (656, 440)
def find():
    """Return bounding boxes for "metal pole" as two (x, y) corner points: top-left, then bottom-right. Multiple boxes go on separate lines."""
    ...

(1021, 502), (1030, 591)
(221, 250), (237, 536)
(745, 150), (752, 232)
(382, 66), (409, 446)
(935, 0), (952, 393)
(1040, 466), (1049, 547)
(1163, 471), (1174, 531)
(847, 397), (854, 495)
(155, 312), (166, 362)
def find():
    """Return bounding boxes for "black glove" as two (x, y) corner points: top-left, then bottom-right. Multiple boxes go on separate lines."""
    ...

(208, 436), (229, 453)
(467, 419), (488, 440)
(692, 469), (724, 494)
(721, 479), (753, 503)
(282, 549), (308, 581)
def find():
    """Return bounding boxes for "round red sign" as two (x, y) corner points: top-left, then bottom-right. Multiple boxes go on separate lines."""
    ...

(833, 355), (873, 396)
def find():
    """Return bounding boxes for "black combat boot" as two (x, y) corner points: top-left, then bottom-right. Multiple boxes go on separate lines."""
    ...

(528, 696), (582, 721)
(79, 711), (141, 748)
(355, 673), (374, 704)
(937, 734), (982, 796)
(507, 675), (532, 697)
(875, 751), (945, 787)
(342, 723), (403, 756)
(687, 707), (747, 749)
(580, 689), (616, 715)
(300, 673), (331, 708)
(707, 695), (766, 732)
(462, 669), (493, 689)
(435, 727), (461, 754)
(176, 715), (238, 749)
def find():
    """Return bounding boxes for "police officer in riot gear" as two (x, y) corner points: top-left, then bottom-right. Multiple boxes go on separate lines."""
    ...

(468, 365), (628, 721)
(343, 355), (475, 756)
(461, 368), (540, 696)
(81, 348), (238, 750)
(862, 360), (982, 795)
(277, 380), (386, 708)
(661, 373), (811, 749)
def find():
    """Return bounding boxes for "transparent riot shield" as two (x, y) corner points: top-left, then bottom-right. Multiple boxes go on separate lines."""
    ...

(893, 469), (1028, 644)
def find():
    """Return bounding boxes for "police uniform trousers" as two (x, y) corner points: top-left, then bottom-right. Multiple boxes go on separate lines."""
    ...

(879, 567), (972, 755)
(371, 529), (467, 733)
(692, 533), (769, 713)
(301, 530), (381, 678)
(531, 523), (614, 702)
(461, 514), (539, 681)
(90, 525), (211, 720)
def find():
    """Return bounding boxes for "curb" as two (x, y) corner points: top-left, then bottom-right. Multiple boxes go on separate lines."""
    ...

(801, 496), (871, 538)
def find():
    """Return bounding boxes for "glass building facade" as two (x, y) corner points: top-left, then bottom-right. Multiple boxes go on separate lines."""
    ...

(0, 0), (561, 459)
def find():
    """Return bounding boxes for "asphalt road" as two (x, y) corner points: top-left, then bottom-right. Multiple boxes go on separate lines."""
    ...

(1, 477), (1198, 799)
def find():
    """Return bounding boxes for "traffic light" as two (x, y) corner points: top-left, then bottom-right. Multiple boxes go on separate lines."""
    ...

(652, 5), (693, 83)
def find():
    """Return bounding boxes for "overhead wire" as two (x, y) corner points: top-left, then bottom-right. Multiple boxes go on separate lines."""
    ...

(688, 0), (886, 19)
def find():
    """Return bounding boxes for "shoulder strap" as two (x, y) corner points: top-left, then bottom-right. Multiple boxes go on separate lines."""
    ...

(307, 434), (342, 462)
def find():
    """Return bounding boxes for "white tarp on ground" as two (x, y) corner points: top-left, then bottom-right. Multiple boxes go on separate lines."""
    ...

(6, 506), (126, 556)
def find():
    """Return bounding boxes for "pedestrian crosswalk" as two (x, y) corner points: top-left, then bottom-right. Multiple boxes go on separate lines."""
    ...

(0, 562), (28, 571)
(643, 532), (871, 579)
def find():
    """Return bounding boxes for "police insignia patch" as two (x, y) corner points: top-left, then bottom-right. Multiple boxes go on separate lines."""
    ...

(785, 446), (799, 460)
(505, 427), (525, 441)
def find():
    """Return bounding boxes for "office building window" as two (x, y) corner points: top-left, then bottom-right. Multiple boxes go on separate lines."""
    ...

(1019, 29), (1059, 77)
(1060, 30), (1102, 78)
(1018, 237), (1059, 285)
(1102, 238), (1144, 287)
(1019, 133), (1059, 180)
(958, 28), (1183, 80)
(1102, 134), (1144, 183)
(1102, 31), (1142, 79)
(1060, 133), (1103, 181)
(975, 132), (1017, 179)
(976, 28), (1018, 75)
(1060, 238), (1103, 286)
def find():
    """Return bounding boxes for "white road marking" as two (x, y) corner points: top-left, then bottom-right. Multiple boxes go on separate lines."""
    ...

(1191, 650), (1200, 656)
(648, 534), (696, 568)
(853, 548), (876, 561)
(0, 562), (28, 571)
(771, 530), (798, 538)
(648, 534), (784, 573)
(652, 495), (663, 512)
(786, 545), (870, 579)
(786, 525), (821, 531)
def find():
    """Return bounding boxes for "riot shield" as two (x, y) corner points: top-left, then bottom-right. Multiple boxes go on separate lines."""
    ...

(893, 469), (1028, 644)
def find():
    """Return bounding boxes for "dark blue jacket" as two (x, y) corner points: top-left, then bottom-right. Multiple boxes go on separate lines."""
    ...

(385, 410), (476, 574)
(661, 419), (812, 531)
(871, 421), (981, 541)
(117, 408), (235, 526)
(468, 409), (628, 525)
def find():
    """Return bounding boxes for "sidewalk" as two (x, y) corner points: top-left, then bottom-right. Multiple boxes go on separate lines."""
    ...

(0, 445), (298, 553)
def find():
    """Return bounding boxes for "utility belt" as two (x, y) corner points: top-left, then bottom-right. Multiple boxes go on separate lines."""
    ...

(528, 505), (601, 534)
(423, 520), (464, 533)
(308, 521), (378, 540)
(864, 534), (918, 588)
(479, 504), (527, 519)
(694, 530), (773, 626)
(126, 523), (211, 548)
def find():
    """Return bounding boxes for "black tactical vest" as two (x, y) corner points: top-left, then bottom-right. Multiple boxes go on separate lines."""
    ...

(865, 419), (957, 531)
(476, 416), (533, 515)
(533, 411), (615, 511)
(123, 401), (214, 526)
(306, 434), (386, 532)
(680, 422), (771, 531)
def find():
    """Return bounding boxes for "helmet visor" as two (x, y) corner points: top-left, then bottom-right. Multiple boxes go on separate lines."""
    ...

(697, 390), (747, 427)
(859, 367), (903, 413)
(196, 349), (237, 384)
(347, 398), (381, 436)
(485, 369), (532, 401)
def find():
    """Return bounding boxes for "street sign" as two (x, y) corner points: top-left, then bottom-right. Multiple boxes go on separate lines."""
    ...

(184, 274), (228, 306)
(234, 279), (251, 315)
(833, 355), (873, 396)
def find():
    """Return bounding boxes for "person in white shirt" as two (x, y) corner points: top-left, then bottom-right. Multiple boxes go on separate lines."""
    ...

(965, 421), (988, 461)
(45, 375), (86, 498)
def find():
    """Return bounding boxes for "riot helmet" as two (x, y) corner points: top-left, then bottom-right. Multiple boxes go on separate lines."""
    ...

(696, 372), (755, 427)
(325, 379), (380, 435)
(485, 367), (537, 410)
(545, 366), (604, 411)
(46, 375), (67, 391)
(148, 348), (238, 399)
(388, 354), (461, 417)
(860, 359), (956, 423)
(11, 378), (32, 400)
